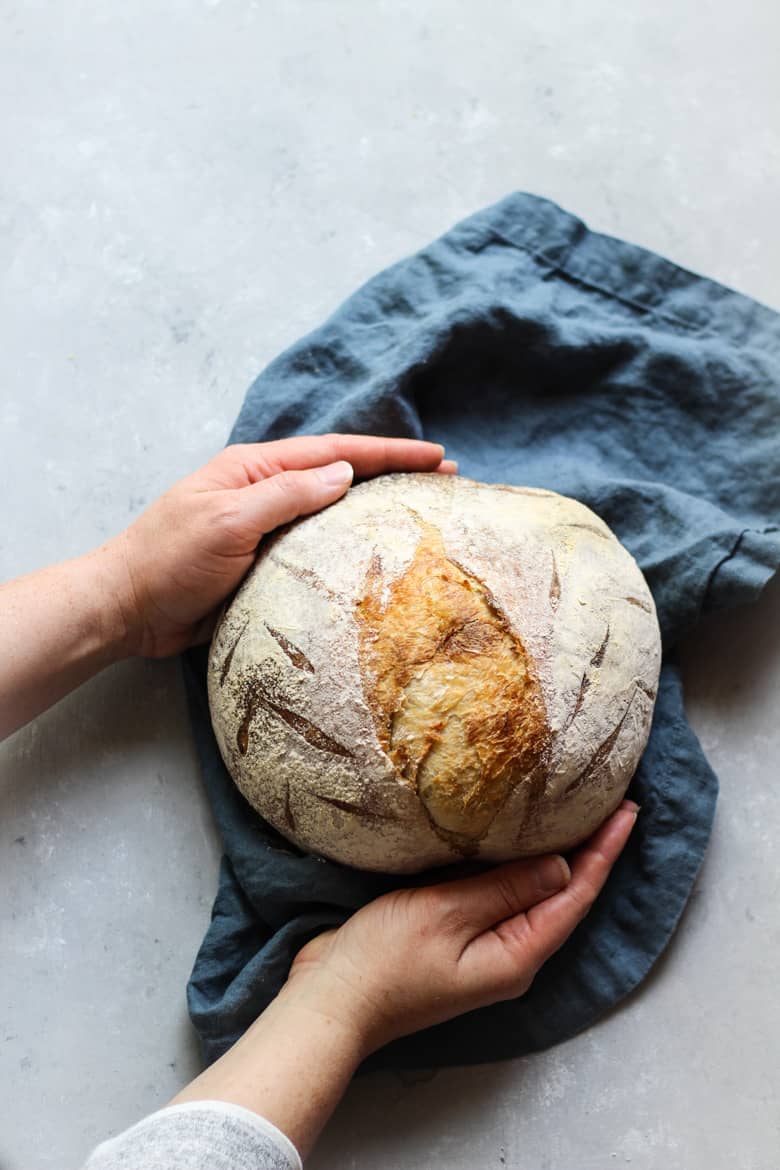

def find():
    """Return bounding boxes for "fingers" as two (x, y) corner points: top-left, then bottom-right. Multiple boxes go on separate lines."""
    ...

(233, 461), (355, 536)
(457, 802), (638, 1000)
(425, 854), (571, 946)
(524, 801), (639, 962)
(216, 434), (449, 485)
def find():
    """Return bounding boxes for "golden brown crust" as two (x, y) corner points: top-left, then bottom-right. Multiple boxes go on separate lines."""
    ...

(207, 472), (662, 873)
(356, 519), (551, 844)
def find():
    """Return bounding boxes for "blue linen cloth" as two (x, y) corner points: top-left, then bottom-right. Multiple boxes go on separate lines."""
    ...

(183, 193), (780, 1069)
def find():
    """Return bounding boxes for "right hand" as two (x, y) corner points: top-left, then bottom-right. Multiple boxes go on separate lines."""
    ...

(287, 801), (639, 1057)
(106, 434), (457, 659)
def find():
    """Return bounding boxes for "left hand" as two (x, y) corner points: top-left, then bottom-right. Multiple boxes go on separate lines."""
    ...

(108, 434), (456, 658)
(285, 801), (638, 1059)
(172, 802), (637, 1159)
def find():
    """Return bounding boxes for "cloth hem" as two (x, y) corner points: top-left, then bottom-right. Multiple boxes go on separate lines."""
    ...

(461, 191), (780, 347)
(485, 224), (703, 335)
(702, 525), (780, 614)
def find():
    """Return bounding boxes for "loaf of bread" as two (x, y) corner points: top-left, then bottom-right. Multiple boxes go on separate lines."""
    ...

(208, 473), (661, 872)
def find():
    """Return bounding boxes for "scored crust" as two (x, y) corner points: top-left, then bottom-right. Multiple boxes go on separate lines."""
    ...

(208, 473), (661, 873)
(356, 516), (550, 852)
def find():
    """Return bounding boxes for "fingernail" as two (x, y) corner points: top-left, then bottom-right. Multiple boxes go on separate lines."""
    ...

(316, 460), (354, 486)
(535, 855), (571, 893)
(622, 800), (640, 815)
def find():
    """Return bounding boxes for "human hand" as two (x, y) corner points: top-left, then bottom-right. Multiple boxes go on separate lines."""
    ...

(173, 803), (636, 1156)
(286, 801), (639, 1059)
(107, 434), (456, 658)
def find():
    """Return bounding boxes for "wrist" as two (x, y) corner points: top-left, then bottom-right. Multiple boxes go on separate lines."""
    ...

(173, 978), (366, 1160)
(272, 975), (371, 1066)
(282, 948), (390, 1062)
(82, 537), (142, 661)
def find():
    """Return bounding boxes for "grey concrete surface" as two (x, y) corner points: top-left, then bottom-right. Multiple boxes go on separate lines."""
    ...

(1, 2), (778, 1168)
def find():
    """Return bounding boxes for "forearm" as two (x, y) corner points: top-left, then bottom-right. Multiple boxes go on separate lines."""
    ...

(171, 982), (365, 1161)
(0, 438), (453, 737)
(0, 542), (131, 739)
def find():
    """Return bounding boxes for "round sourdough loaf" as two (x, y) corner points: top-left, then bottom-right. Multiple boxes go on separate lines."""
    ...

(208, 473), (661, 873)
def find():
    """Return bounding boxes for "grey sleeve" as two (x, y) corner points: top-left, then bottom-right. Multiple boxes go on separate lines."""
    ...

(81, 1101), (303, 1170)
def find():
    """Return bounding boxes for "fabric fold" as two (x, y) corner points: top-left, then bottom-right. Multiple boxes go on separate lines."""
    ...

(184, 192), (780, 1068)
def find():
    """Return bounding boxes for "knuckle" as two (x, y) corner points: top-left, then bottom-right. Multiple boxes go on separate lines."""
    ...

(218, 442), (248, 465)
(565, 879), (598, 916)
(270, 469), (301, 498)
(486, 967), (535, 1002)
(411, 888), (466, 942)
(416, 884), (448, 917)
(385, 887), (427, 939)
(207, 502), (246, 545)
(494, 915), (534, 961)
(585, 840), (611, 866)
(491, 872), (525, 920)
(433, 894), (472, 939)
(214, 489), (243, 522)
(318, 431), (344, 458)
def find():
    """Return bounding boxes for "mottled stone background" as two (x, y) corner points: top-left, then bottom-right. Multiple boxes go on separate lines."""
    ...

(1, 3), (778, 1168)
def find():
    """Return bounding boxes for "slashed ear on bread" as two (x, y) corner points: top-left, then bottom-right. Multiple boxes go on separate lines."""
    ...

(208, 473), (661, 874)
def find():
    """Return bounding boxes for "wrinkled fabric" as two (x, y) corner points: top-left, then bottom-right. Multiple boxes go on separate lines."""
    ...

(183, 193), (780, 1069)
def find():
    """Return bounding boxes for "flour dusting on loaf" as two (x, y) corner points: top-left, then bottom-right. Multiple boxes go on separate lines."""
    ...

(208, 473), (661, 873)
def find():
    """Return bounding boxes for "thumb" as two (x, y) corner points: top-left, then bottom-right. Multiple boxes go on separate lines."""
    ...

(433, 855), (572, 948)
(234, 461), (354, 537)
